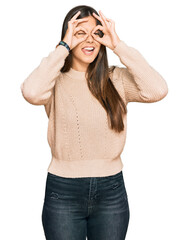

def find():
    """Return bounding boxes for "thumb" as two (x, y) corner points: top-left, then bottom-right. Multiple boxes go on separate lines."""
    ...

(91, 33), (103, 44)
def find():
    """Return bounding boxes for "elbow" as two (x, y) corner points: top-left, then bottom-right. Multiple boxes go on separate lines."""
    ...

(161, 85), (169, 98)
(20, 84), (52, 105)
(148, 86), (169, 103)
(156, 82), (169, 101)
(147, 68), (169, 102)
(140, 85), (169, 103)
(155, 88), (168, 102)
(155, 75), (169, 102)
(20, 83), (39, 105)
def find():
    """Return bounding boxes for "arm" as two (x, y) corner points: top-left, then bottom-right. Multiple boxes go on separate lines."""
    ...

(20, 45), (69, 105)
(113, 40), (169, 103)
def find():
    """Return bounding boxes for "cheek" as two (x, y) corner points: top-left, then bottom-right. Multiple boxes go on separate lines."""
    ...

(96, 44), (101, 53)
(93, 44), (101, 57)
(71, 45), (81, 56)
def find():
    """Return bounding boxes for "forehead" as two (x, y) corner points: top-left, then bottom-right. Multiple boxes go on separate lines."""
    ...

(77, 16), (97, 31)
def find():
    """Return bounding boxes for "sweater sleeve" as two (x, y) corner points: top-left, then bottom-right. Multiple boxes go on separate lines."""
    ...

(20, 45), (69, 105)
(113, 40), (168, 103)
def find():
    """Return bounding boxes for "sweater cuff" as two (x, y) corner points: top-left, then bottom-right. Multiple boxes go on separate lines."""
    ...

(55, 44), (70, 59)
(113, 40), (129, 54)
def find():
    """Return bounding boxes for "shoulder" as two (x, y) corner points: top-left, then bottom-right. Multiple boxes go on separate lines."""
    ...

(109, 65), (127, 82)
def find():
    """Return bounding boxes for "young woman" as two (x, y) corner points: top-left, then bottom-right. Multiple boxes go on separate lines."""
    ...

(20, 5), (168, 240)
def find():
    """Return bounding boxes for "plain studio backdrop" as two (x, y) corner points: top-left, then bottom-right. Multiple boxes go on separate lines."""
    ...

(0, 0), (188, 239)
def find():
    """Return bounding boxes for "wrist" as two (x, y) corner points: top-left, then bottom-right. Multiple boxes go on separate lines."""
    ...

(63, 39), (71, 50)
(113, 39), (121, 50)
(57, 40), (70, 52)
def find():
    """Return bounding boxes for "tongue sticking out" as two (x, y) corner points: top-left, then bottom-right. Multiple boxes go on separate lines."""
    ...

(82, 48), (95, 55)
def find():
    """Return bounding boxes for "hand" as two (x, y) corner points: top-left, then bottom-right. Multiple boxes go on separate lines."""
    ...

(92, 10), (121, 50)
(56, 11), (89, 50)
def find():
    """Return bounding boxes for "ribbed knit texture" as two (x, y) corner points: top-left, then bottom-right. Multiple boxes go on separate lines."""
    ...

(20, 40), (168, 177)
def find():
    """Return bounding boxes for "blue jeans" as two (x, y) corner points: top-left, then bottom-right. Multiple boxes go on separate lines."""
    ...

(41, 170), (130, 240)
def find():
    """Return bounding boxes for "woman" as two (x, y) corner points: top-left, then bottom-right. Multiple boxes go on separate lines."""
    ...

(20, 5), (168, 240)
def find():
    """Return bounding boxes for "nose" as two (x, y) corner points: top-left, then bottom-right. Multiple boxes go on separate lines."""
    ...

(86, 33), (94, 42)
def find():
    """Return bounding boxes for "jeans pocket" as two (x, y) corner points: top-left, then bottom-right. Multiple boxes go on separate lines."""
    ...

(110, 177), (129, 200)
(110, 177), (124, 190)
(50, 192), (59, 200)
(111, 181), (121, 189)
(47, 190), (67, 201)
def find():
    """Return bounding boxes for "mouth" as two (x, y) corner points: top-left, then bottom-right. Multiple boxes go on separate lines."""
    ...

(81, 47), (95, 56)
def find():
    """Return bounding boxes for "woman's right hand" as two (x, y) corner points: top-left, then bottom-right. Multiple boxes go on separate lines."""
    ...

(58, 11), (89, 50)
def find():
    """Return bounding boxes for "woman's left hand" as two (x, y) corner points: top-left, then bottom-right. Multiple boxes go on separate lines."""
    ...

(92, 10), (121, 50)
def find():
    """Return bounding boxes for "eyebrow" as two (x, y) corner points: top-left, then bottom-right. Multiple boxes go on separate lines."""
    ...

(78, 29), (99, 33)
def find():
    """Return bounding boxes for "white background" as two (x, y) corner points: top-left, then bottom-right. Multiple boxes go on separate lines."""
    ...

(0, 0), (188, 239)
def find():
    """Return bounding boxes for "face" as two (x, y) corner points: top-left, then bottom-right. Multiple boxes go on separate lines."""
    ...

(71, 15), (101, 71)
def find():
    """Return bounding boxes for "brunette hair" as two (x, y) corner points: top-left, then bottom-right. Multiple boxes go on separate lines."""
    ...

(60, 5), (127, 133)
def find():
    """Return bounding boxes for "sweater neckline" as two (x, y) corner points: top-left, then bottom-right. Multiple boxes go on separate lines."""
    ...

(64, 67), (86, 80)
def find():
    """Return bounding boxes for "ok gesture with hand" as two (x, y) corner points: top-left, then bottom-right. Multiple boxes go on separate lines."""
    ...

(56, 11), (89, 50)
(91, 10), (121, 50)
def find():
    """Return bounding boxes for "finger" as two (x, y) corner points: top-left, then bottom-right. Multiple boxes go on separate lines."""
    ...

(99, 11), (113, 28)
(106, 18), (115, 24)
(92, 26), (104, 43)
(71, 10), (81, 21)
(99, 10), (107, 22)
(74, 18), (89, 24)
(91, 33), (103, 44)
(92, 12), (105, 26)
(92, 25), (104, 33)
(105, 18), (115, 29)
(73, 19), (89, 27)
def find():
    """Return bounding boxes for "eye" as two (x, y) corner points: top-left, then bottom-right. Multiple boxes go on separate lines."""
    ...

(77, 31), (86, 35)
(94, 30), (103, 38)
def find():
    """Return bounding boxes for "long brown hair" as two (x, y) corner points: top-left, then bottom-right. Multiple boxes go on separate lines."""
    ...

(60, 5), (127, 133)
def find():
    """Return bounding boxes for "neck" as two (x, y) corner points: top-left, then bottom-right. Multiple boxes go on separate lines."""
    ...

(64, 67), (87, 80)
(71, 62), (89, 72)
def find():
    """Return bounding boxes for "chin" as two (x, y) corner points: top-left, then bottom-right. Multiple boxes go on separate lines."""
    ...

(81, 57), (97, 64)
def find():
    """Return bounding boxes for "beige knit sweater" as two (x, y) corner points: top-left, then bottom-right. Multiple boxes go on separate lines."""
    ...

(20, 40), (168, 178)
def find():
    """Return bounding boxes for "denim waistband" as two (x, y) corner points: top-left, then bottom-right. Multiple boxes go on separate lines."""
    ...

(47, 170), (123, 182)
